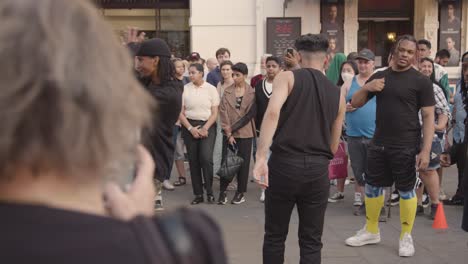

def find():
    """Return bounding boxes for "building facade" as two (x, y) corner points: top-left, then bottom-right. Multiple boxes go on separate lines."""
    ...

(97, 0), (468, 79)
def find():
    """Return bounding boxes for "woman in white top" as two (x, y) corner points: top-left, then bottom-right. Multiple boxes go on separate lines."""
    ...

(179, 63), (220, 205)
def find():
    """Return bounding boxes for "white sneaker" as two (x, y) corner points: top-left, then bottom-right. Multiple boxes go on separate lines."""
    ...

(353, 193), (363, 206)
(328, 192), (344, 203)
(399, 233), (415, 257)
(345, 226), (381, 247)
(162, 180), (175, 191)
(260, 190), (265, 203)
(439, 189), (447, 201)
(345, 179), (350, 185)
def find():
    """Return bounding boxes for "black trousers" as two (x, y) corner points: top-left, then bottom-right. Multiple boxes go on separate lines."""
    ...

(182, 121), (217, 196)
(220, 137), (253, 193)
(452, 142), (466, 198)
(263, 153), (330, 264)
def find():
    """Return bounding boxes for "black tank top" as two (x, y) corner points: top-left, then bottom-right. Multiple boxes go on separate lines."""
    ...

(270, 68), (340, 159)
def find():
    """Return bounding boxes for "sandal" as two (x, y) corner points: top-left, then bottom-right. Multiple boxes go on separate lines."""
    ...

(174, 177), (186, 186)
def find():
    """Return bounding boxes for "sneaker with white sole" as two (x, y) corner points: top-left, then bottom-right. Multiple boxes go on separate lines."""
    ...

(260, 190), (265, 203)
(399, 233), (415, 257)
(345, 226), (381, 247)
(354, 193), (363, 206)
(439, 189), (447, 201)
(422, 194), (430, 208)
(162, 180), (175, 191)
(328, 192), (344, 203)
(390, 192), (400, 206)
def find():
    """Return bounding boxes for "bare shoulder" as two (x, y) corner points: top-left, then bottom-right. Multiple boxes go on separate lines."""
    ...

(274, 71), (295, 93)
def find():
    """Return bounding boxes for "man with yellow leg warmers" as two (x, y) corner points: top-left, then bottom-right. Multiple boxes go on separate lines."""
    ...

(344, 35), (435, 257)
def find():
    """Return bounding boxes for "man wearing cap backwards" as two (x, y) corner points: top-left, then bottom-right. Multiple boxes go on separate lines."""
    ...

(135, 38), (183, 210)
(345, 35), (435, 257)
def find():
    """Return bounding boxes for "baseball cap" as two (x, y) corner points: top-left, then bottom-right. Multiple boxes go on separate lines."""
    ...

(356, 49), (375, 61)
(187, 52), (201, 61)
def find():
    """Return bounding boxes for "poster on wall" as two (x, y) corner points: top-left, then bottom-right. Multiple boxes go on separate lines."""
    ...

(320, 0), (344, 58)
(266, 17), (302, 58)
(439, 0), (462, 66)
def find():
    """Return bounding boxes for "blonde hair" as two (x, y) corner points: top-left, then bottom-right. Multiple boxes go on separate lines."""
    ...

(0, 0), (154, 179)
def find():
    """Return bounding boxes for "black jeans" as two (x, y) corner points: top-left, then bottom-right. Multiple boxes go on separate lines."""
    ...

(452, 142), (466, 198)
(182, 120), (217, 196)
(220, 137), (253, 193)
(263, 153), (330, 264)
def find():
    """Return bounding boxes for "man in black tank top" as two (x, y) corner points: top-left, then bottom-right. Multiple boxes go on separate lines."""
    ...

(253, 34), (346, 264)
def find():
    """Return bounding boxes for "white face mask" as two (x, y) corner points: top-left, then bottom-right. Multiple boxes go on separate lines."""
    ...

(341, 72), (354, 83)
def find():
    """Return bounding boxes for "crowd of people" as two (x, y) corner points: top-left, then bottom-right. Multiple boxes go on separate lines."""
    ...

(128, 28), (468, 261)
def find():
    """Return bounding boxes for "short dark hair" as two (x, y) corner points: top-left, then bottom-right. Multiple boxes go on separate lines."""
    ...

(294, 34), (329, 53)
(232, 62), (248, 75)
(216, 48), (231, 58)
(436, 49), (451, 59)
(417, 39), (432, 49)
(266, 56), (282, 66)
(220, 60), (233, 69)
(189, 63), (205, 77)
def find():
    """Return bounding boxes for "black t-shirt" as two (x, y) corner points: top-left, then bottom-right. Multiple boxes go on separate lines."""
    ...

(0, 202), (226, 264)
(367, 67), (435, 147)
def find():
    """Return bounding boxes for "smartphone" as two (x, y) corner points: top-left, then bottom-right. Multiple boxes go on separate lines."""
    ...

(286, 48), (294, 57)
(104, 131), (140, 191)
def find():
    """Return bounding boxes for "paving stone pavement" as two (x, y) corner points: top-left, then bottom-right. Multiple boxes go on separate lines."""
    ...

(163, 163), (468, 264)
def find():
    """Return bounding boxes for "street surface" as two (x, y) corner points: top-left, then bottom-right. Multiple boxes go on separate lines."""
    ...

(164, 163), (468, 264)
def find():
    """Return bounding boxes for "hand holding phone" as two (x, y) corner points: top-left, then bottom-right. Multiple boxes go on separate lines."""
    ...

(104, 145), (156, 221)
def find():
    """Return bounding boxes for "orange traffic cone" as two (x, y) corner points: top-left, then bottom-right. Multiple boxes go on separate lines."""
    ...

(432, 203), (448, 229)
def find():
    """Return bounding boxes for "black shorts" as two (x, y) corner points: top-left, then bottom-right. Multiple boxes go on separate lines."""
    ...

(365, 141), (419, 192)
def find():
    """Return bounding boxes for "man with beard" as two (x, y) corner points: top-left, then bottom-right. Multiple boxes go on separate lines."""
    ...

(346, 35), (435, 257)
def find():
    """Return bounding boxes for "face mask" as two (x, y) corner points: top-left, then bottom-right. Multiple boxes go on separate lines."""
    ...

(341, 72), (354, 83)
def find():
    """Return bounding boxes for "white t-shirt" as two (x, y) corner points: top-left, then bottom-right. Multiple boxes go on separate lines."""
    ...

(183, 81), (220, 121)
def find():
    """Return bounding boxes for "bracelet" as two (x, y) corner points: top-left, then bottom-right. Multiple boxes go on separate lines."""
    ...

(188, 126), (193, 131)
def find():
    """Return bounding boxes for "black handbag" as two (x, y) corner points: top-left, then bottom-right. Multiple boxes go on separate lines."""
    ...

(216, 144), (244, 182)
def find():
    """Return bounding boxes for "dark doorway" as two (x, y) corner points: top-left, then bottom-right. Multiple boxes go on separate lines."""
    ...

(358, 20), (413, 67)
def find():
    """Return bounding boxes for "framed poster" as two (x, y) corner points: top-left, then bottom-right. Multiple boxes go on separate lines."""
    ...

(266, 17), (302, 58)
(439, 0), (462, 66)
(321, 0), (344, 58)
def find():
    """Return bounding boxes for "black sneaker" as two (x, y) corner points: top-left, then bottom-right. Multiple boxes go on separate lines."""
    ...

(429, 204), (438, 220)
(422, 194), (430, 208)
(416, 205), (424, 216)
(218, 192), (227, 205)
(232, 192), (246, 205)
(443, 196), (464, 206)
(207, 194), (215, 204)
(191, 195), (204, 205)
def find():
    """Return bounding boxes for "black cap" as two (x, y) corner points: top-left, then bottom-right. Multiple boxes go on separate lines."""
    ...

(187, 52), (201, 61)
(135, 38), (171, 58)
(356, 49), (375, 61)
